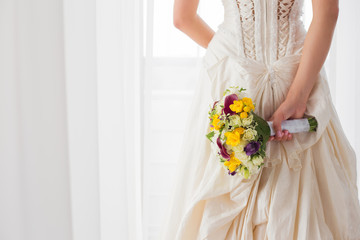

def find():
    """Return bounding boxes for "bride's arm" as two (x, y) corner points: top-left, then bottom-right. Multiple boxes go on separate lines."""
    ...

(269, 0), (339, 141)
(173, 0), (214, 49)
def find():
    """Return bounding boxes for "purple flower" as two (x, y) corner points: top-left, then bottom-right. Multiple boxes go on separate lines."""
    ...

(228, 170), (237, 176)
(244, 141), (260, 156)
(217, 137), (230, 159)
(223, 94), (238, 116)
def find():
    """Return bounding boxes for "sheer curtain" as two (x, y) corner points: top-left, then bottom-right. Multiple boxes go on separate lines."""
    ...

(0, 0), (101, 239)
(0, 1), (73, 239)
(96, 0), (143, 239)
(0, 0), (142, 239)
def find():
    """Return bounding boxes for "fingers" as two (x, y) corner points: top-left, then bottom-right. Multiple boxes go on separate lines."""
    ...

(269, 130), (292, 141)
(272, 114), (283, 141)
(281, 130), (291, 141)
(288, 133), (293, 140)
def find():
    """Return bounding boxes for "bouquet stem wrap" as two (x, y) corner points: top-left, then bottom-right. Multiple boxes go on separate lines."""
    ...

(266, 117), (318, 136)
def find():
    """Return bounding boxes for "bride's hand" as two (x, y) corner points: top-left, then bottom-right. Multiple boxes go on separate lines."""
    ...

(267, 95), (307, 142)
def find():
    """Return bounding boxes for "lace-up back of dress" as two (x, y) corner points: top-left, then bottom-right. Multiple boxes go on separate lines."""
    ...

(235, 0), (256, 60)
(277, 0), (296, 58)
(235, 0), (296, 60)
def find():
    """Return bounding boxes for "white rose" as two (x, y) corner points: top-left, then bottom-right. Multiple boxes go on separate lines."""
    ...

(245, 160), (258, 173)
(241, 114), (253, 126)
(242, 128), (257, 141)
(231, 139), (248, 152)
(252, 155), (264, 166)
(235, 150), (250, 162)
(228, 114), (242, 127)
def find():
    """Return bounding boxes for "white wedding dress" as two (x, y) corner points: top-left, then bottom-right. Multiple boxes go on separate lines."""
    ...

(159, 0), (360, 239)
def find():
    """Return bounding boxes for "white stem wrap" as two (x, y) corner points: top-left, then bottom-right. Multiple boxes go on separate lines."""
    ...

(266, 118), (310, 136)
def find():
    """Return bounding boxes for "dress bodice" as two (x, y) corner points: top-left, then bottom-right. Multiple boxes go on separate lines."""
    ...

(218, 0), (306, 63)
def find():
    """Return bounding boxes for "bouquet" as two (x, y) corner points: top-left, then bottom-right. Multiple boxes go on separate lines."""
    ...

(206, 86), (318, 179)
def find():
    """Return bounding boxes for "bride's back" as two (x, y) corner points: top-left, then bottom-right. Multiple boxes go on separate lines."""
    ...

(216, 0), (306, 62)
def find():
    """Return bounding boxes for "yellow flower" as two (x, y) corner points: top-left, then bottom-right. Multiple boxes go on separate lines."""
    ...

(243, 106), (251, 112)
(224, 132), (238, 146)
(224, 127), (244, 146)
(229, 100), (244, 113)
(233, 127), (245, 135)
(224, 152), (242, 172)
(242, 97), (253, 106)
(210, 114), (223, 130)
(224, 132), (239, 146)
(240, 112), (248, 119)
(242, 97), (255, 111)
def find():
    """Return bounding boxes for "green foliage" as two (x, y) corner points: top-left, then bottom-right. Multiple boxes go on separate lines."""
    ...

(238, 87), (246, 93)
(240, 165), (250, 179)
(252, 112), (270, 154)
(308, 117), (318, 132)
(252, 112), (270, 142)
(223, 86), (247, 96)
(206, 131), (215, 142)
(209, 108), (217, 117)
(223, 89), (230, 96)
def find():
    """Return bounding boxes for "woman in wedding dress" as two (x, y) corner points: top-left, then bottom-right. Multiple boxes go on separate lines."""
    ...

(159, 0), (360, 239)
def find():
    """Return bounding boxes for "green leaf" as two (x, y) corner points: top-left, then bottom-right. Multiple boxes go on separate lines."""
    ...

(238, 87), (246, 93)
(252, 112), (271, 144)
(219, 124), (225, 133)
(223, 89), (230, 96)
(240, 165), (250, 179)
(209, 108), (217, 117)
(206, 131), (215, 142)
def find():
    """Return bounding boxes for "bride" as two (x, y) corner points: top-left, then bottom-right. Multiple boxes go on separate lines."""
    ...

(160, 0), (360, 239)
